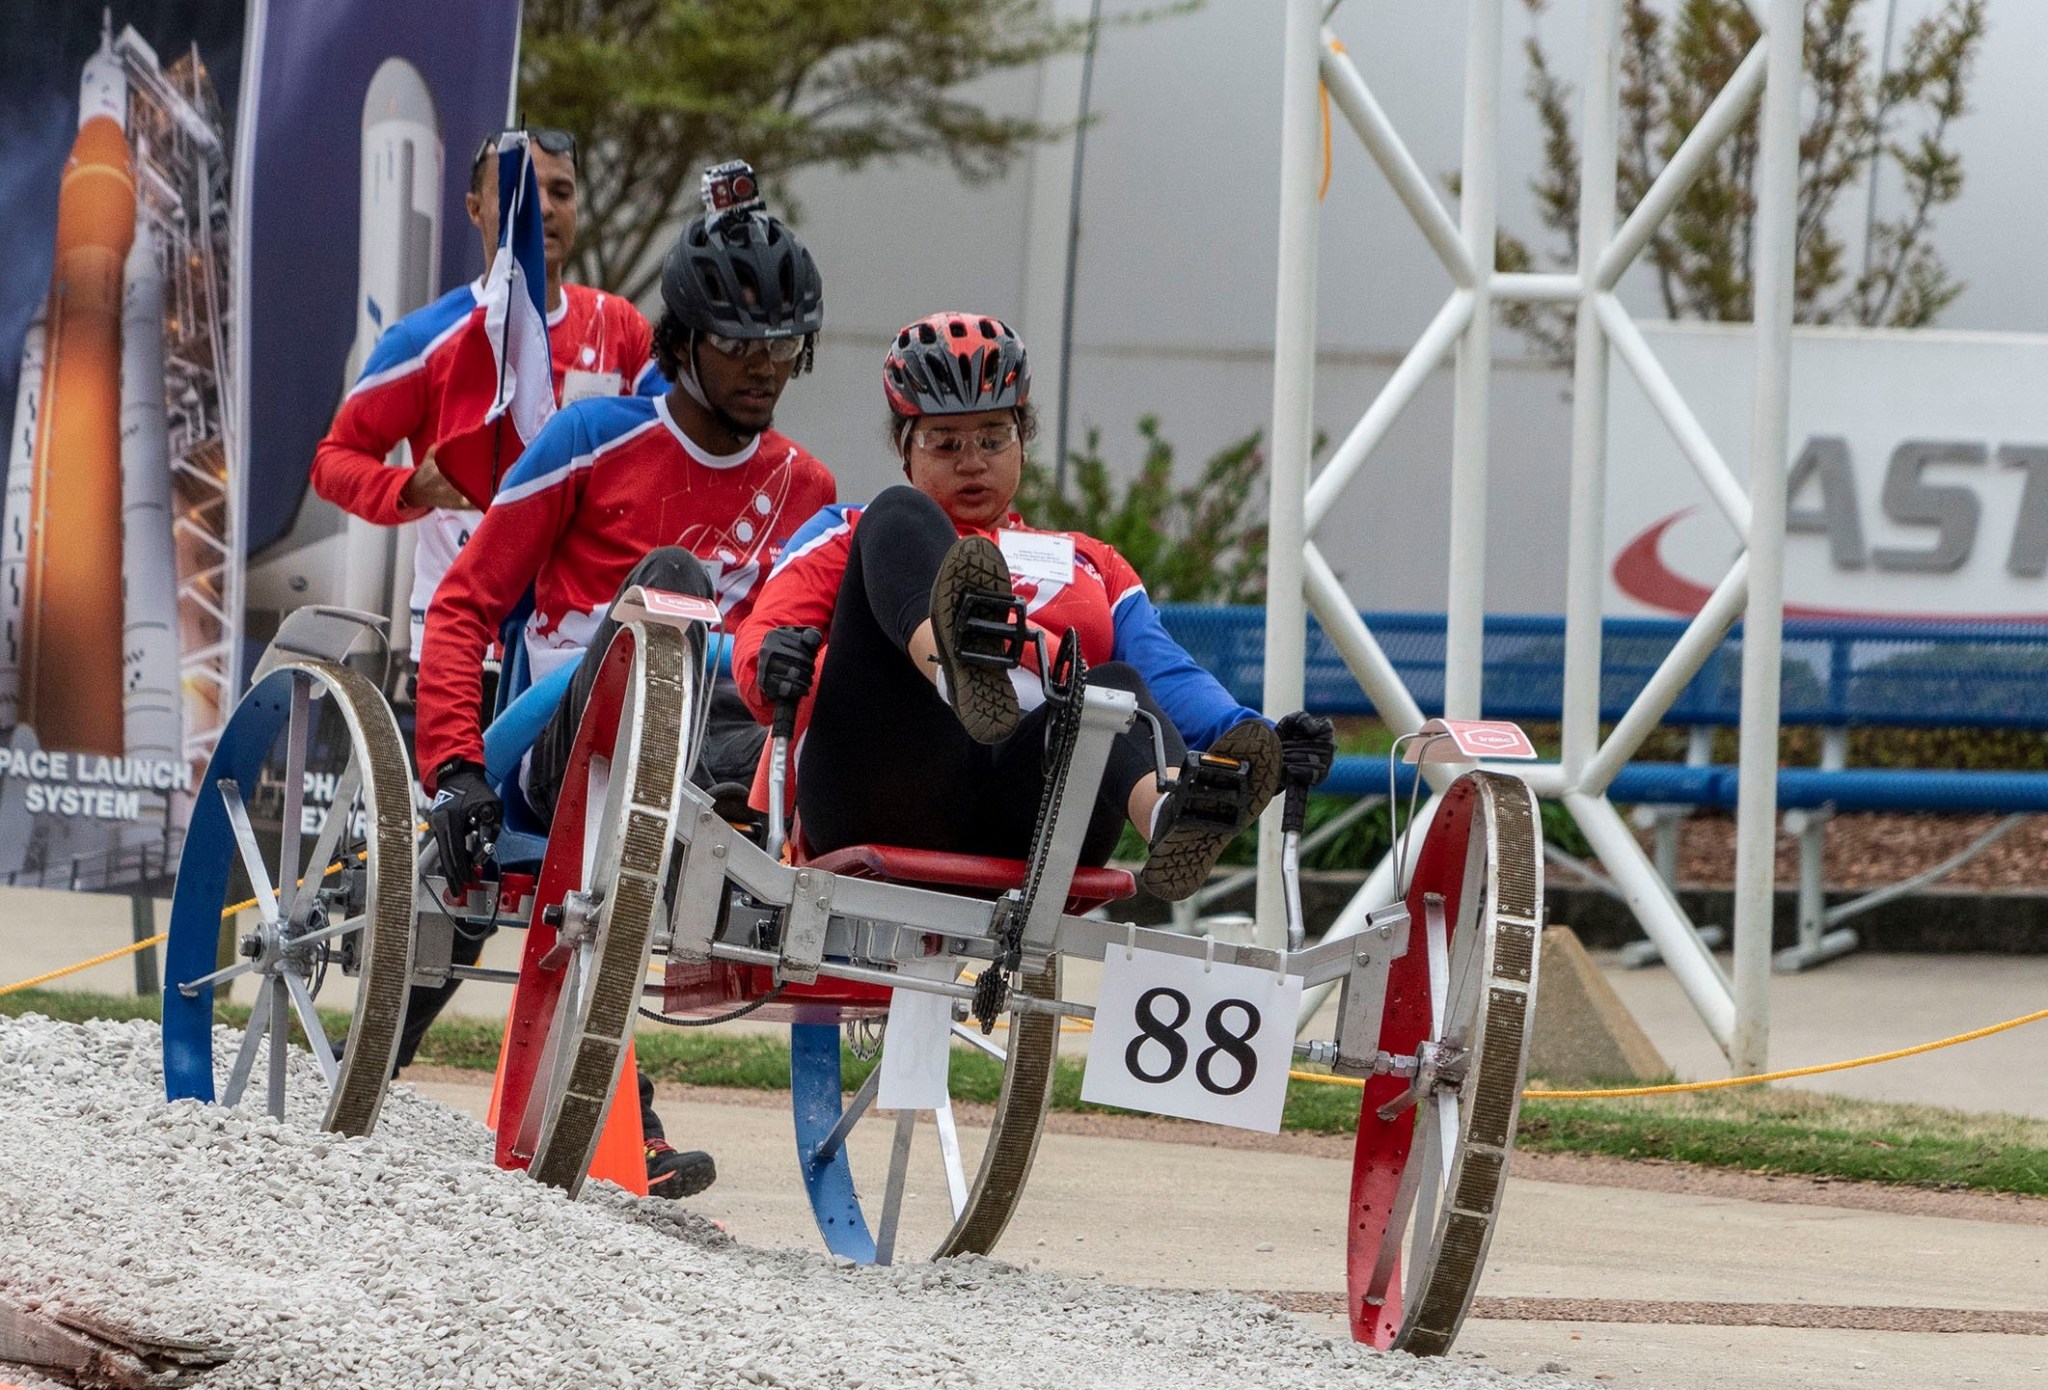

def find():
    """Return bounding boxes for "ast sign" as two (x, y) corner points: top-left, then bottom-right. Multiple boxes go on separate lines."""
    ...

(1605, 324), (2048, 623)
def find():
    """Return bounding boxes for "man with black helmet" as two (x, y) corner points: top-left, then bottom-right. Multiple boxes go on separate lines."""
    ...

(413, 163), (834, 1198)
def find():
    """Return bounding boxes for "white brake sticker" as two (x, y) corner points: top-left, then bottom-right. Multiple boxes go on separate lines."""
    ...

(997, 529), (1075, 586)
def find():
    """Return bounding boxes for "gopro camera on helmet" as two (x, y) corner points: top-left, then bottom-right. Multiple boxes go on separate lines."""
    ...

(701, 160), (766, 224)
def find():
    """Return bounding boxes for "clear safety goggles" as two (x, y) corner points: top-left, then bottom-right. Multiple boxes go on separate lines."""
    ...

(912, 421), (1021, 459)
(702, 331), (805, 364)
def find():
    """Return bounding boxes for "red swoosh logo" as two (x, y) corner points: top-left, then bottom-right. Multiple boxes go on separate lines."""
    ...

(1612, 509), (2048, 624)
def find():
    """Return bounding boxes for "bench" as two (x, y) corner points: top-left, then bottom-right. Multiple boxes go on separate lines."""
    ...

(1157, 605), (2048, 966)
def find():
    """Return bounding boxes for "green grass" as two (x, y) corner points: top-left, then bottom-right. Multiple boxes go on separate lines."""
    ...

(11, 987), (2046, 1197)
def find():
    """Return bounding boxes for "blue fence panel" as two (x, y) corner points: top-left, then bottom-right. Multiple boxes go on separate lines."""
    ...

(1157, 606), (2048, 731)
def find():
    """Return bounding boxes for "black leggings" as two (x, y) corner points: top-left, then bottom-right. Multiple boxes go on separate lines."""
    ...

(526, 547), (766, 823)
(795, 486), (1185, 862)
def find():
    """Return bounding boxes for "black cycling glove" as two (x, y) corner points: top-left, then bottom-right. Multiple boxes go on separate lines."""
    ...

(756, 626), (825, 705)
(1274, 710), (1337, 789)
(428, 759), (502, 888)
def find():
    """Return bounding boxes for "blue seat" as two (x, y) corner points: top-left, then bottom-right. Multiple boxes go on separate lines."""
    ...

(477, 597), (736, 873)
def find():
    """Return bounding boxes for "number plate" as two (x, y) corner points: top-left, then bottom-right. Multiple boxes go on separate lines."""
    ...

(1080, 946), (1302, 1133)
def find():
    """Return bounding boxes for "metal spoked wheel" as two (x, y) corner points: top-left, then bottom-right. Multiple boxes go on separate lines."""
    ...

(1347, 769), (1542, 1354)
(162, 660), (416, 1135)
(791, 955), (1062, 1264)
(495, 620), (696, 1195)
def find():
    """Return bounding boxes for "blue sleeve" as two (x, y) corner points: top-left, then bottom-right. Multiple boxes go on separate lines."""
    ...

(1110, 588), (1265, 750)
(634, 360), (669, 396)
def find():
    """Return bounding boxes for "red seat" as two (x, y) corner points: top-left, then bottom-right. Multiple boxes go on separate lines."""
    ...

(802, 843), (1135, 913)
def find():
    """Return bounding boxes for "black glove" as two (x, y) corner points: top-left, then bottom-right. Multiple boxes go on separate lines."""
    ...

(756, 626), (824, 705)
(427, 759), (501, 889)
(1274, 710), (1336, 789)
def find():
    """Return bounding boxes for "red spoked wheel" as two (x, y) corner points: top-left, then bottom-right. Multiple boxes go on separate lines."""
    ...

(1346, 769), (1542, 1355)
(494, 619), (697, 1195)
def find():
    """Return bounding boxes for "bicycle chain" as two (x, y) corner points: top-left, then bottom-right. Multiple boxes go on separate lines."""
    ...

(972, 630), (1087, 1033)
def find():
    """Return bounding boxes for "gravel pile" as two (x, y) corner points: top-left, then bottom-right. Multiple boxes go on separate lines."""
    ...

(0, 1014), (1591, 1389)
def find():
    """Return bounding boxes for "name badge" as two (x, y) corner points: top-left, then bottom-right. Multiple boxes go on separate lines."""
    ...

(997, 529), (1075, 586)
(560, 369), (623, 406)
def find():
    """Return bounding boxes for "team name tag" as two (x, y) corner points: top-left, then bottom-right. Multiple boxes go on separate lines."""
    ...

(997, 529), (1075, 586)
(560, 369), (623, 405)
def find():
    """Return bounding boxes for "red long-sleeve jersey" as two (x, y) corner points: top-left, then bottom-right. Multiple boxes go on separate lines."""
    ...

(415, 394), (835, 786)
(311, 281), (658, 652)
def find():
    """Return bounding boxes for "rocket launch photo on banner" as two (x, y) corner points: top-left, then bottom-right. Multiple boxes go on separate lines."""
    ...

(0, 4), (241, 893)
(0, 0), (520, 899)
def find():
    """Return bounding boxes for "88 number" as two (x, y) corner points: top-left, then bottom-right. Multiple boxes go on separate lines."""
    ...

(1123, 987), (1262, 1097)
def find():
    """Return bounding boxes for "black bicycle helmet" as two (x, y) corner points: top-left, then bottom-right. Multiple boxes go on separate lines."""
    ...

(659, 161), (823, 340)
(883, 313), (1030, 416)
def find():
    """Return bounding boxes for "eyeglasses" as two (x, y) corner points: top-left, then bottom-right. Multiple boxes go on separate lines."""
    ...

(471, 127), (578, 174)
(912, 422), (1021, 459)
(702, 332), (805, 364)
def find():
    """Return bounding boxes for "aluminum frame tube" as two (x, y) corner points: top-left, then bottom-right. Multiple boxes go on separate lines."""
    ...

(1318, 31), (1476, 288)
(1256, 0), (1324, 948)
(1442, 0), (1503, 721)
(1596, 40), (1768, 290)
(1305, 291), (1473, 532)
(1581, 554), (1749, 793)
(1566, 791), (1734, 1049)
(1600, 297), (1753, 533)
(1729, 0), (1804, 1076)
(1559, 0), (1623, 785)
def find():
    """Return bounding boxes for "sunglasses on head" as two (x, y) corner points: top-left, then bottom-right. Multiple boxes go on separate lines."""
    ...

(471, 127), (578, 173)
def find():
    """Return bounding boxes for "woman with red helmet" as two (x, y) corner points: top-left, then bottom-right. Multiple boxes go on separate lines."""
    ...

(733, 313), (1334, 900)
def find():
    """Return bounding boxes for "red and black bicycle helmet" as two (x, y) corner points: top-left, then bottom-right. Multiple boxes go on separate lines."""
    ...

(883, 313), (1030, 416)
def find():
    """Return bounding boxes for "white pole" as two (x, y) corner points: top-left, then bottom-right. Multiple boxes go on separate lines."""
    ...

(1254, 0), (1321, 948)
(1559, 0), (1621, 787)
(1731, 0), (1803, 1076)
(1442, 0), (1501, 720)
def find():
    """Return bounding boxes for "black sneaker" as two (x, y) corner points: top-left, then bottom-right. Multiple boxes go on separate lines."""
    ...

(929, 535), (1023, 744)
(1139, 719), (1283, 902)
(645, 1139), (717, 1199)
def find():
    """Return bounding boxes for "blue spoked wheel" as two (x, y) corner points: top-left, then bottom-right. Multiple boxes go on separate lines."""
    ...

(790, 955), (1061, 1265)
(162, 659), (416, 1135)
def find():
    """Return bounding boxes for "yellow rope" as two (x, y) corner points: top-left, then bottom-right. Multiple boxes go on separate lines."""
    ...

(0, 935), (170, 997)
(0, 850), (369, 998)
(1285, 1005), (2048, 1101)
(1521, 1005), (2048, 1099)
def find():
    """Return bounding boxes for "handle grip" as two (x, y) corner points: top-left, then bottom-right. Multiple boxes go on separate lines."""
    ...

(772, 696), (799, 741)
(1280, 778), (1310, 835)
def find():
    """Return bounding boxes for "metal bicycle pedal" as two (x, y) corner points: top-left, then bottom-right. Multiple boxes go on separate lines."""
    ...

(951, 589), (1030, 668)
(1169, 748), (1258, 831)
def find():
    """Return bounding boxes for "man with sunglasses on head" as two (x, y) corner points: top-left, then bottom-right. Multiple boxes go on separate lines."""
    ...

(311, 127), (662, 663)
(412, 165), (834, 1198)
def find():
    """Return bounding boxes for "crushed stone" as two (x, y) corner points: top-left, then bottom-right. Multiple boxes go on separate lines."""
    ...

(0, 1014), (1600, 1389)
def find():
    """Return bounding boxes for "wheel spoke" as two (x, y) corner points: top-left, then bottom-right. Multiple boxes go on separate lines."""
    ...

(933, 1102), (968, 1219)
(176, 958), (260, 997)
(874, 1108), (918, 1266)
(810, 1063), (882, 1166)
(222, 976), (272, 1107)
(217, 779), (280, 924)
(1406, 1096), (1447, 1315)
(277, 676), (310, 922)
(1363, 1118), (1424, 1310)
(1423, 891), (1449, 1042)
(266, 976), (291, 1120)
(283, 969), (337, 1088)
(289, 761), (360, 930)
(949, 1021), (1005, 1063)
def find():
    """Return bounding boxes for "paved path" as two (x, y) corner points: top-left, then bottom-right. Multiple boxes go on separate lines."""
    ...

(405, 1074), (2048, 1390)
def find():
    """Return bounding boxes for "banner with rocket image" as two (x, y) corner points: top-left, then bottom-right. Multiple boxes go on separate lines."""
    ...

(0, 0), (518, 896)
